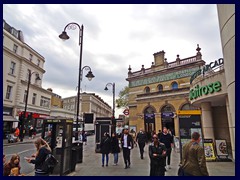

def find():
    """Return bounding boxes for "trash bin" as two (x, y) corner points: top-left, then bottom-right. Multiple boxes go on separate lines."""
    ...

(71, 148), (77, 172)
(72, 142), (83, 163)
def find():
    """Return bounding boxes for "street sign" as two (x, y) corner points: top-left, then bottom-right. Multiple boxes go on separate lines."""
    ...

(123, 109), (129, 116)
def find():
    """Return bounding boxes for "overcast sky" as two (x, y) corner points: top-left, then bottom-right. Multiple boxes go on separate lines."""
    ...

(3, 4), (223, 116)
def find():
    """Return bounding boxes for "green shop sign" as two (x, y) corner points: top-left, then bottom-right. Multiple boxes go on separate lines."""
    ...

(129, 67), (199, 88)
(189, 81), (221, 100)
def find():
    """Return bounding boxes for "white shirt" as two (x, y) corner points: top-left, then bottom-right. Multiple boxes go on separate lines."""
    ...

(123, 134), (128, 148)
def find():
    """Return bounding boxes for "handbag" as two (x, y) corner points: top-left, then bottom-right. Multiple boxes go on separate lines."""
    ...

(178, 166), (184, 176)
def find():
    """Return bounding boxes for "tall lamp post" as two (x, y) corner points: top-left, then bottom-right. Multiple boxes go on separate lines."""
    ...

(104, 83), (115, 133)
(20, 70), (41, 142)
(59, 22), (94, 141)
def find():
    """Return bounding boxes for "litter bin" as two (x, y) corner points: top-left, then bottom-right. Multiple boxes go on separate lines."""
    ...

(71, 148), (77, 172)
(72, 142), (83, 163)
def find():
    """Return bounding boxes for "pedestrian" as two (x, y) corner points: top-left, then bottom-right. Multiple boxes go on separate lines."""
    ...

(111, 132), (120, 165)
(121, 128), (134, 169)
(25, 137), (52, 176)
(180, 132), (209, 176)
(159, 127), (173, 169)
(3, 154), (22, 176)
(100, 132), (111, 167)
(157, 130), (162, 139)
(29, 125), (33, 139)
(149, 134), (167, 176)
(129, 129), (137, 147)
(82, 131), (87, 145)
(136, 128), (148, 159)
(14, 127), (20, 141)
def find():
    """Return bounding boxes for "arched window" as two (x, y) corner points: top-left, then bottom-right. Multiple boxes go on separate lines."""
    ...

(145, 86), (150, 93)
(181, 103), (199, 110)
(157, 84), (163, 92)
(171, 81), (178, 90)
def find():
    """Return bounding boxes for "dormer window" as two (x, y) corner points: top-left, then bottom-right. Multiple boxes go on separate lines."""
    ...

(171, 81), (178, 90)
(145, 86), (150, 93)
(158, 84), (163, 92)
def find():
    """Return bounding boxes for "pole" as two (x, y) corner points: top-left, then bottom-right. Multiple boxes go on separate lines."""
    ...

(75, 25), (84, 141)
(20, 70), (31, 142)
(112, 83), (115, 133)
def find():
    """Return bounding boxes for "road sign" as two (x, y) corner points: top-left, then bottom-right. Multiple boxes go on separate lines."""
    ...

(123, 109), (129, 116)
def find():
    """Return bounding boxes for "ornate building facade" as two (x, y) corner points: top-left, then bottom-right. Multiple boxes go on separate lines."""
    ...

(126, 45), (204, 137)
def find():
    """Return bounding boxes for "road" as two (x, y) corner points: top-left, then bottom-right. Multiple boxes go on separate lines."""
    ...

(3, 143), (36, 175)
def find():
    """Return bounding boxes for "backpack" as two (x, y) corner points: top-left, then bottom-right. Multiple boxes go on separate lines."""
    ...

(41, 153), (58, 173)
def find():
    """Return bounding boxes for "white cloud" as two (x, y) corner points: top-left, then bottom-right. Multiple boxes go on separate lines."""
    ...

(3, 4), (223, 117)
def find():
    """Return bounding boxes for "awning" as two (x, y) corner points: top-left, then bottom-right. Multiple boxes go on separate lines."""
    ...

(3, 115), (19, 122)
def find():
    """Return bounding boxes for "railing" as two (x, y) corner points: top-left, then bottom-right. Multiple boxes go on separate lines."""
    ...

(129, 56), (199, 77)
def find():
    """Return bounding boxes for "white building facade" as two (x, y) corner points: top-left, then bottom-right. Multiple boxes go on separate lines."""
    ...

(3, 20), (51, 136)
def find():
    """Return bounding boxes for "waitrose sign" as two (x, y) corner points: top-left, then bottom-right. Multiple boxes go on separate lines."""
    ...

(189, 81), (222, 100)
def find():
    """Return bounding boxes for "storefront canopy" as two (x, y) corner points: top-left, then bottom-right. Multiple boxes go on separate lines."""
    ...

(3, 115), (19, 122)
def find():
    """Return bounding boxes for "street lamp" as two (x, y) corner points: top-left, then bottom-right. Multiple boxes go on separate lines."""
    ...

(104, 83), (115, 133)
(59, 22), (94, 141)
(20, 70), (41, 142)
(80, 66), (95, 132)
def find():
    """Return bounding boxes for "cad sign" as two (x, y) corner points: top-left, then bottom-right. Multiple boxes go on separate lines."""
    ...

(123, 109), (129, 116)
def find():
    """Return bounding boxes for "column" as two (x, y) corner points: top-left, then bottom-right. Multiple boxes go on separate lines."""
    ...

(226, 97), (235, 161)
(201, 102), (214, 139)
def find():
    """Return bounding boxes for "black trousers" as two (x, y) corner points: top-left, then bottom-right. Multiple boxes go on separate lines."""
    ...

(138, 142), (145, 157)
(165, 148), (172, 166)
(122, 147), (131, 166)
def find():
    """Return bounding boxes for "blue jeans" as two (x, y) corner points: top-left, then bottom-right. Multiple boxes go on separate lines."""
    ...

(102, 153), (109, 165)
(113, 153), (118, 164)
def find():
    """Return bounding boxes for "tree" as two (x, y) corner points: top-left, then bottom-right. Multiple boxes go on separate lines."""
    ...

(116, 86), (129, 108)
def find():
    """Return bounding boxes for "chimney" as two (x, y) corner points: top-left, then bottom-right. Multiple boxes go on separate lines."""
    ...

(153, 50), (165, 66)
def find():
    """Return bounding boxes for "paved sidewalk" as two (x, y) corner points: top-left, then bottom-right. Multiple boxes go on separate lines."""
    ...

(3, 134), (235, 176)
(69, 135), (235, 176)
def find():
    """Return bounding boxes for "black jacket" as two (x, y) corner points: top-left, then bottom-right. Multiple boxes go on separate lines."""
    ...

(136, 131), (147, 144)
(30, 146), (50, 173)
(100, 136), (111, 154)
(149, 142), (167, 166)
(159, 133), (173, 149)
(121, 134), (134, 149)
(111, 136), (120, 153)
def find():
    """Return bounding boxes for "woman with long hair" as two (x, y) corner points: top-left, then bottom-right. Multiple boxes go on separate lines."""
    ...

(25, 137), (52, 176)
(3, 154), (21, 176)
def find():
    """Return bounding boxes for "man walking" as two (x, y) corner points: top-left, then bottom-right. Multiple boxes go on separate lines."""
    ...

(136, 128), (147, 159)
(159, 127), (173, 169)
(121, 128), (134, 169)
(180, 132), (209, 176)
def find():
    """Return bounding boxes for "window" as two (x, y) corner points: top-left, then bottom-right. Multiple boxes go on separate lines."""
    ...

(34, 73), (40, 84)
(9, 61), (16, 75)
(11, 28), (18, 38)
(32, 93), (37, 105)
(171, 82), (178, 90)
(29, 54), (33, 61)
(23, 90), (27, 103)
(26, 69), (30, 81)
(6, 85), (12, 100)
(13, 44), (18, 53)
(158, 84), (163, 92)
(37, 59), (40, 66)
(40, 96), (50, 108)
(145, 86), (150, 93)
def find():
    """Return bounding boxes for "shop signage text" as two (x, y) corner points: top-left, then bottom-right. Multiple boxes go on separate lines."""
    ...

(190, 58), (224, 84)
(189, 81), (222, 100)
(130, 67), (199, 87)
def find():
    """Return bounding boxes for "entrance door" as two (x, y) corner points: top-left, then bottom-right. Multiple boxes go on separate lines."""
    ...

(161, 117), (175, 135)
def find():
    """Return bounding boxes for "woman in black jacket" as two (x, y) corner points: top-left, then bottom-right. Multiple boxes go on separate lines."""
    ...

(149, 134), (167, 176)
(111, 132), (120, 165)
(25, 137), (51, 176)
(100, 132), (111, 167)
